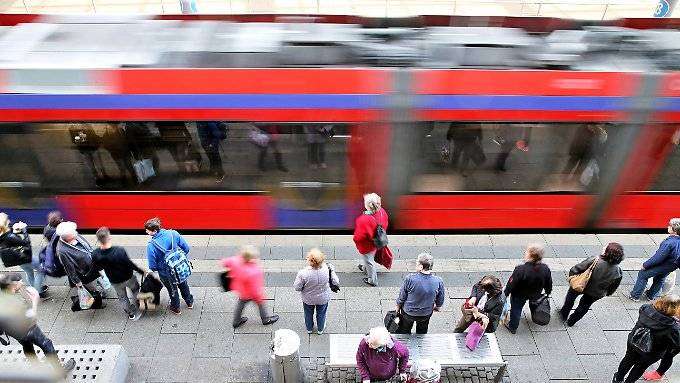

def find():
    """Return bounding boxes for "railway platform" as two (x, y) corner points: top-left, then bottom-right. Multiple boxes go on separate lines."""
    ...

(2, 233), (679, 383)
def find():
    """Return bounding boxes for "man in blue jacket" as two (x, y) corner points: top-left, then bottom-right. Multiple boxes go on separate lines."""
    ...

(144, 217), (194, 315)
(629, 218), (680, 301)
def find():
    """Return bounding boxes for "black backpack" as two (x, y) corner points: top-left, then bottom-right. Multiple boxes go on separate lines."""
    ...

(371, 211), (388, 249)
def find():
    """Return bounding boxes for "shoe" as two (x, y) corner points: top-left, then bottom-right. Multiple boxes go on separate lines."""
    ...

(644, 292), (655, 301)
(215, 174), (225, 183)
(233, 317), (248, 329)
(130, 311), (143, 321)
(40, 285), (49, 294)
(263, 314), (280, 325)
(187, 302), (194, 310)
(168, 306), (181, 315)
(39, 291), (53, 301)
(317, 329), (324, 335)
(559, 309), (569, 322)
(503, 322), (517, 335)
(612, 373), (622, 383)
(357, 264), (364, 272)
(643, 371), (663, 381)
(362, 278), (376, 287)
(62, 358), (76, 372)
(307, 330), (313, 334)
(627, 294), (640, 302)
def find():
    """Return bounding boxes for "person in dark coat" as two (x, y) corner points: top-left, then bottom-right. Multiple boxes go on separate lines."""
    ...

(197, 121), (227, 182)
(446, 123), (484, 176)
(455, 275), (505, 333)
(613, 295), (680, 383)
(629, 218), (680, 301)
(563, 124), (607, 179)
(643, 335), (680, 381)
(0, 213), (47, 297)
(157, 122), (202, 173)
(493, 124), (531, 172)
(560, 242), (624, 326)
(503, 244), (553, 334)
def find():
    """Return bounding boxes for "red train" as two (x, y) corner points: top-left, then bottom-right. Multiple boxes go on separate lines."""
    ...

(0, 15), (678, 231)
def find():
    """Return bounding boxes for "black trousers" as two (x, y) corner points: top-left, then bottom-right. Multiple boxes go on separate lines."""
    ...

(18, 325), (56, 357)
(398, 312), (432, 334)
(560, 288), (598, 326)
(657, 349), (679, 375)
(616, 345), (660, 383)
(308, 143), (326, 165)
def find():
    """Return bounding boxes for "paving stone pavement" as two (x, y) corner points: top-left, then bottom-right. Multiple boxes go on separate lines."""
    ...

(3, 233), (680, 383)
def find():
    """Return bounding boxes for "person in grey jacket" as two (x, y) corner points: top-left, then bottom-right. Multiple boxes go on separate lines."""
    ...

(294, 248), (339, 335)
(560, 242), (624, 326)
(396, 253), (446, 334)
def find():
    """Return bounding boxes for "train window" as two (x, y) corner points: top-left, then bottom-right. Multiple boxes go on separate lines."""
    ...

(409, 122), (620, 192)
(650, 126), (680, 191)
(1, 122), (356, 193)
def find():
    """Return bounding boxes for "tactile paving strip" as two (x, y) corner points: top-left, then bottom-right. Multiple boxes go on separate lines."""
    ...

(0, 344), (128, 383)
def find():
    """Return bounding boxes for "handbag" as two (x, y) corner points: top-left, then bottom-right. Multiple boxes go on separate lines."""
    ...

(579, 159), (599, 186)
(219, 271), (231, 292)
(328, 264), (340, 293)
(374, 246), (394, 270)
(0, 246), (32, 267)
(370, 211), (389, 249)
(465, 321), (485, 351)
(529, 295), (551, 326)
(567, 257), (599, 293)
(78, 286), (95, 310)
(384, 310), (400, 333)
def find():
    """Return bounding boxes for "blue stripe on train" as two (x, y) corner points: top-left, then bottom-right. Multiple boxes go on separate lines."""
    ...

(418, 95), (630, 111)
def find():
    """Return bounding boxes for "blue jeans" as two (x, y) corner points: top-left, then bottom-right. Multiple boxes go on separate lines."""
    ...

(508, 295), (527, 332)
(303, 303), (328, 332)
(160, 276), (193, 310)
(630, 262), (678, 300)
(20, 263), (45, 292)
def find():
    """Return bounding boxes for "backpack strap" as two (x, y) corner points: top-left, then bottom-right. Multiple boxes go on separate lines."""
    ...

(151, 238), (167, 254)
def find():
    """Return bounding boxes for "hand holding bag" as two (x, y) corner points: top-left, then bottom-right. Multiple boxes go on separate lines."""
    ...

(567, 257), (599, 293)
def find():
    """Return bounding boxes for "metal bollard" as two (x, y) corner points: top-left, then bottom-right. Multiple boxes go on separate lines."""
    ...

(270, 329), (303, 383)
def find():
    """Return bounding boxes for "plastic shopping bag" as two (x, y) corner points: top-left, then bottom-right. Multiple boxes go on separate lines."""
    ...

(465, 321), (485, 351)
(78, 287), (94, 310)
(500, 297), (510, 326)
(98, 272), (112, 291)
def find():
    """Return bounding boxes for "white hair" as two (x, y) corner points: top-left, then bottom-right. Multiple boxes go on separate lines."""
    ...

(670, 218), (680, 234)
(363, 193), (382, 214)
(55, 221), (78, 238)
(417, 252), (434, 271)
(366, 326), (393, 349)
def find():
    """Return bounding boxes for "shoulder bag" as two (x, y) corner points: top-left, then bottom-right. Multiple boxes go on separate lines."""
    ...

(567, 257), (599, 293)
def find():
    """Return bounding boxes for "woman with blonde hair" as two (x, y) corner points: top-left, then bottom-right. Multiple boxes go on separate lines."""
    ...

(293, 248), (339, 334)
(355, 326), (409, 383)
(613, 295), (680, 383)
(353, 193), (389, 286)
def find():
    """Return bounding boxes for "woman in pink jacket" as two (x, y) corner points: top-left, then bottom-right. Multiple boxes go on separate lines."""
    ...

(221, 245), (279, 328)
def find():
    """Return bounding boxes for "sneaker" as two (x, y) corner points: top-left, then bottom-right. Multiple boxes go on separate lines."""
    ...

(307, 330), (313, 334)
(130, 311), (143, 321)
(558, 309), (569, 322)
(62, 358), (76, 372)
(234, 317), (248, 329)
(627, 294), (640, 302)
(357, 264), (364, 272)
(40, 285), (49, 294)
(317, 329), (324, 335)
(263, 314), (280, 325)
(643, 371), (663, 381)
(612, 373), (622, 383)
(362, 278), (376, 287)
(168, 306), (181, 315)
(187, 302), (194, 310)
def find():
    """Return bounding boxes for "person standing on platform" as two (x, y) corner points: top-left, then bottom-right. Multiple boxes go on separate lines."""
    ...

(560, 242), (624, 327)
(395, 253), (445, 334)
(221, 245), (279, 328)
(353, 193), (389, 287)
(92, 227), (148, 321)
(144, 217), (194, 315)
(503, 244), (552, 334)
(294, 248), (339, 335)
(629, 218), (680, 302)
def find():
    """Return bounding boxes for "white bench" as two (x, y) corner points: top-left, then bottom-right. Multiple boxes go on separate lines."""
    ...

(327, 333), (507, 383)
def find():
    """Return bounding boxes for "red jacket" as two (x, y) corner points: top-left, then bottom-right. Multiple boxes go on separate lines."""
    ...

(353, 208), (389, 255)
(221, 255), (266, 303)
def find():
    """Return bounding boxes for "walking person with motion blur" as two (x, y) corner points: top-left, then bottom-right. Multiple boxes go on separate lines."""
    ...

(92, 227), (149, 321)
(455, 275), (505, 333)
(221, 245), (279, 328)
(353, 193), (389, 287)
(629, 218), (680, 302)
(503, 244), (552, 334)
(0, 213), (48, 297)
(0, 273), (76, 373)
(294, 248), (339, 335)
(144, 217), (194, 315)
(560, 242), (624, 327)
(395, 253), (445, 334)
(613, 295), (680, 383)
(356, 326), (410, 383)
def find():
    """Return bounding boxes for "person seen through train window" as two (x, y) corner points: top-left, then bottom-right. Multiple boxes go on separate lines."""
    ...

(446, 123), (484, 177)
(494, 124), (531, 172)
(197, 121), (227, 183)
(563, 124), (607, 184)
(256, 124), (288, 172)
(304, 124), (333, 169)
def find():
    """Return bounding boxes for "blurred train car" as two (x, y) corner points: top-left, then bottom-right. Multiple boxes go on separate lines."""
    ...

(0, 14), (678, 231)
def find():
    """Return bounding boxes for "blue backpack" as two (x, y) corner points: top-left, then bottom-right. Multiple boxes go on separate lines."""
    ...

(40, 234), (66, 278)
(152, 232), (192, 284)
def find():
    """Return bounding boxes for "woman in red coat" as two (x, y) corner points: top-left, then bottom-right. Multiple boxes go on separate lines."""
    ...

(353, 193), (389, 286)
(221, 246), (279, 328)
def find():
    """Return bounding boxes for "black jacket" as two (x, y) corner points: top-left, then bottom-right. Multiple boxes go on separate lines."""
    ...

(56, 235), (95, 285)
(505, 262), (552, 300)
(92, 246), (145, 284)
(569, 256), (622, 300)
(469, 281), (505, 333)
(629, 304), (680, 358)
(0, 230), (31, 250)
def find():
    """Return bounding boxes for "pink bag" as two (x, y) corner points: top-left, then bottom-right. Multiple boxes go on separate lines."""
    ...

(465, 321), (485, 351)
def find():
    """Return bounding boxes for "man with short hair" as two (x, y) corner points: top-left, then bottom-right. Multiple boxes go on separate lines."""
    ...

(395, 253), (446, 334)
(629, 218), (680, 301)
(144, 217), (194, 315)
(0, 273), (76, 373)
(92, 227), (148, 321)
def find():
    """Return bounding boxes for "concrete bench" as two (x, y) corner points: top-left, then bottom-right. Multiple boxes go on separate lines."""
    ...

(0, 344), (128, 383)
(327, 333), (507, 383)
